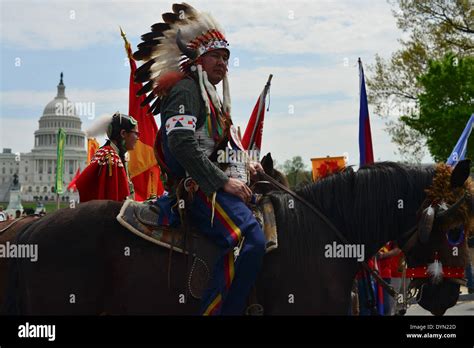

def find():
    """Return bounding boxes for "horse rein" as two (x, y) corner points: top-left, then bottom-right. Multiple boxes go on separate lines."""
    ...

(257, 170), (412, 298)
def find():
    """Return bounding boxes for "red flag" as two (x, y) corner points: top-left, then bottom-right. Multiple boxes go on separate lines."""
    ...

(242, 98), (265, 151)
(67, 168), (81, 192)
(121, 27), (164, 201)
(242, 75), (272, 154)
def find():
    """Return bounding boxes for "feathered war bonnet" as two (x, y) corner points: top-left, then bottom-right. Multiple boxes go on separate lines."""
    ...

(133, 3), (231, 139)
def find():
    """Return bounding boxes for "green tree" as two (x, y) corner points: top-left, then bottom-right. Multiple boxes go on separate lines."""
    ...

(401, 53), (474, 162)
(367, 0), (473, 162)
(279, 156), (312, 188)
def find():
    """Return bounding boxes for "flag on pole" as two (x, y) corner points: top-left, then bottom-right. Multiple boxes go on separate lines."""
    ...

(242, 74), (273, 157)
(357, 58), (380, 314)
(55, 128), (66, 194)
(120, 27), (164, 201)
(87, 138), (99, 164)
(358, 58), (374, 166)
(447, 114), (474, 166)
(67, 168), (81, 192)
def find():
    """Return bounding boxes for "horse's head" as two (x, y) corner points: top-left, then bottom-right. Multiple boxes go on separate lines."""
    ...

(253, 152), (290, 194)
(402, 159), (473, 315)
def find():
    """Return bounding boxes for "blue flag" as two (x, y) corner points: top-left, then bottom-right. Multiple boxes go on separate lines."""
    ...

(447, 114), (474, 166)
(358, 58), (374, 165)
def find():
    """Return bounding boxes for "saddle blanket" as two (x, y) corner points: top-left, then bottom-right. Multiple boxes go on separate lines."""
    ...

(116, 195), (278, 255)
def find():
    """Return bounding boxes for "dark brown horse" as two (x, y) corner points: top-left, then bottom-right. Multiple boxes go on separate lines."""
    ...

(0, 153), (285, 308)
(2, 161), (472, 315)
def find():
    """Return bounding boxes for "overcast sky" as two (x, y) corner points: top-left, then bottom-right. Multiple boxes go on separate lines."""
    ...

(0, 0), (434, 168)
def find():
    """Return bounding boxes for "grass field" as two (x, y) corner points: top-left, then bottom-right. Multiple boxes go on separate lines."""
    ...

(0, 201), (70, 213)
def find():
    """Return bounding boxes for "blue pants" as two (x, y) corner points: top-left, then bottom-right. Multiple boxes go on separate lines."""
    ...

(190, 189), (266, 315)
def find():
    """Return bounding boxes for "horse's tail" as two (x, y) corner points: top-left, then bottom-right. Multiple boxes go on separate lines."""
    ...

(1, 219), (37, 315)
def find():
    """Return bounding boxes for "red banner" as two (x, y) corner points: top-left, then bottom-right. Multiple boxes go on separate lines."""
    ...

(121, 28), (164, 200)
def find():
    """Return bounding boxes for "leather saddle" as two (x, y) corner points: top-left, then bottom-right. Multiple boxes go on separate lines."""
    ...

(116, 195), (278, 300)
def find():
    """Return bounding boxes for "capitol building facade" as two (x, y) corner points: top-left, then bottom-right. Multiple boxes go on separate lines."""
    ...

(0, 74), (87, 203)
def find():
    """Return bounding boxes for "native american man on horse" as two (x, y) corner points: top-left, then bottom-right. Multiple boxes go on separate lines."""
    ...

(131, 3), (267, 315)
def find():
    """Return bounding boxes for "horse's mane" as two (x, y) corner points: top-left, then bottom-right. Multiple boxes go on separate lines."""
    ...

(268, 162), (436, 260)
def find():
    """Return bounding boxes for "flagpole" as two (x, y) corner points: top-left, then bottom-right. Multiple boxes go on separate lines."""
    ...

(248, 74), (273, 151)
(120, 26), (133, 59)
(358, 57), (361, 99)
(119, 25), (164, 200)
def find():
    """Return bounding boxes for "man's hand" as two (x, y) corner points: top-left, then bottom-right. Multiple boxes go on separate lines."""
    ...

(223, 177), (252, 203)
(249, 161), (264, 181)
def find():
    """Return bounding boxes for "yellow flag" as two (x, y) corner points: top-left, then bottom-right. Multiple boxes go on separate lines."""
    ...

(87, 138), (100, 164)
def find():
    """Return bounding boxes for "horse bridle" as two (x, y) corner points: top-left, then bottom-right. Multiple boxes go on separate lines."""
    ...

(399, 190), (472, 252)
(397, 191), (471, 292)
(257, 170), (471, 298)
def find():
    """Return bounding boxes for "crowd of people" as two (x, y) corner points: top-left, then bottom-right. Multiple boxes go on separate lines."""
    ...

(0, 205), (42, 221)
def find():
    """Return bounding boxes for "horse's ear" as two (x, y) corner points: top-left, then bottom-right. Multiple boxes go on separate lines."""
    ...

(261, 152), (274, 174)
(451, 159), (471, 188)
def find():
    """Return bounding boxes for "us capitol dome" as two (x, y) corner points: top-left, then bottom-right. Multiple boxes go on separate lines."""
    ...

(0, 73), (87, 203)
